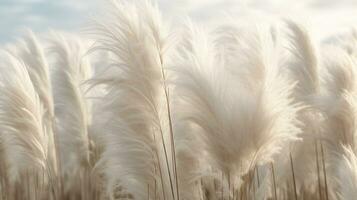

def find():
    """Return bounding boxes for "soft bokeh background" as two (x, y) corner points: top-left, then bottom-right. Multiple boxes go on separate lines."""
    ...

(0, 0), (357, 43)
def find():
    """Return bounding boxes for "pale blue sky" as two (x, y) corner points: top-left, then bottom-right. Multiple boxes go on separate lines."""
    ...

(0, 0), (357, 43)
(0, 0), (99, 43)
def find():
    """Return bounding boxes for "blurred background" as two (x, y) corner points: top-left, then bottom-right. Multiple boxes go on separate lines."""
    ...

(0, 0), (357, 44)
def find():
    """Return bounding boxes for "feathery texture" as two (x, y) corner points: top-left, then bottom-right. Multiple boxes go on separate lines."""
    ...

(173, 21), (302, 200)
(87, 1), (175, 199)
(0, 52), (48, 183)
(5, 31), (59, 185)
(48, 32), (94, 198)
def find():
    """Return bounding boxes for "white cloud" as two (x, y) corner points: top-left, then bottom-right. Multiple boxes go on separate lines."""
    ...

(23, 14), (47, 24)
(156, 0), (357, 40)
(54, 0), (99, 12)
(0, 4), (28, 15)
(1, 0), (357, 43)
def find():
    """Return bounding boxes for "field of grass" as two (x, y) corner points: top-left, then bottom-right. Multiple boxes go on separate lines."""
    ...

(0, 0), (357, 200)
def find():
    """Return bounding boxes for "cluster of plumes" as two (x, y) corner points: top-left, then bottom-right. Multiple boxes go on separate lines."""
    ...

(1, 0), (357, 200)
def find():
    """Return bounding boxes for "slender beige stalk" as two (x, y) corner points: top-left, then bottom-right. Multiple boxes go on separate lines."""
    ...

(228, 171), (231, 200)
(320, 142), (329, 200)
(151, 101), (175, 199)
(154, 134), (167, 200)
(289, 152), (298, 200)
(314, 140), (322, 200)
(221, 172), (224, 200)
(158, 125), (175, 200)
(246, 151), (259, 200)
(240, 185), (243, 200)
(52, 120), (62, 200)
(271, 162), (277, 200)
(232, 182), (235, 200)
(159, 53), (179, 200)
(252, 170), (256, 200)
(154, 179), (157, 200)
(255, 167), (260, 187)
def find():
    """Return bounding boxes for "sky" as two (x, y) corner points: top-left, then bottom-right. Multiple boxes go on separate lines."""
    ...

(0, 0), (357, 43)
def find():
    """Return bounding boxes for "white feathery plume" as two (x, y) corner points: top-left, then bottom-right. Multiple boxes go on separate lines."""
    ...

(321, 46), (356, 97)
(48, 32), (93, 196)
(172, 69), (206, 200)
(284, 21), (319, 99)
(233, 25), (302, 166)
(49, 32), (92, 171)
(272, 20), (322, 196)
(27, 33), (53, 113)
(87, 0), (176, 199)
(0, 52), (48, 184)
(7, 31), (54, 116)
(173, 21), (301, 199)
(219, 22), (303, 168)
(314, 46), (357, 200)
(5, 31), (58, 181)
(320, 46), (357, 149)
(173, 22), (242, 198)
(225, 24), (303, 199)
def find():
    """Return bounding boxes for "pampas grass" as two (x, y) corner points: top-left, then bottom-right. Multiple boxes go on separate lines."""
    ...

(0, 0), (357, 199)
(0, 51), (51, 199)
